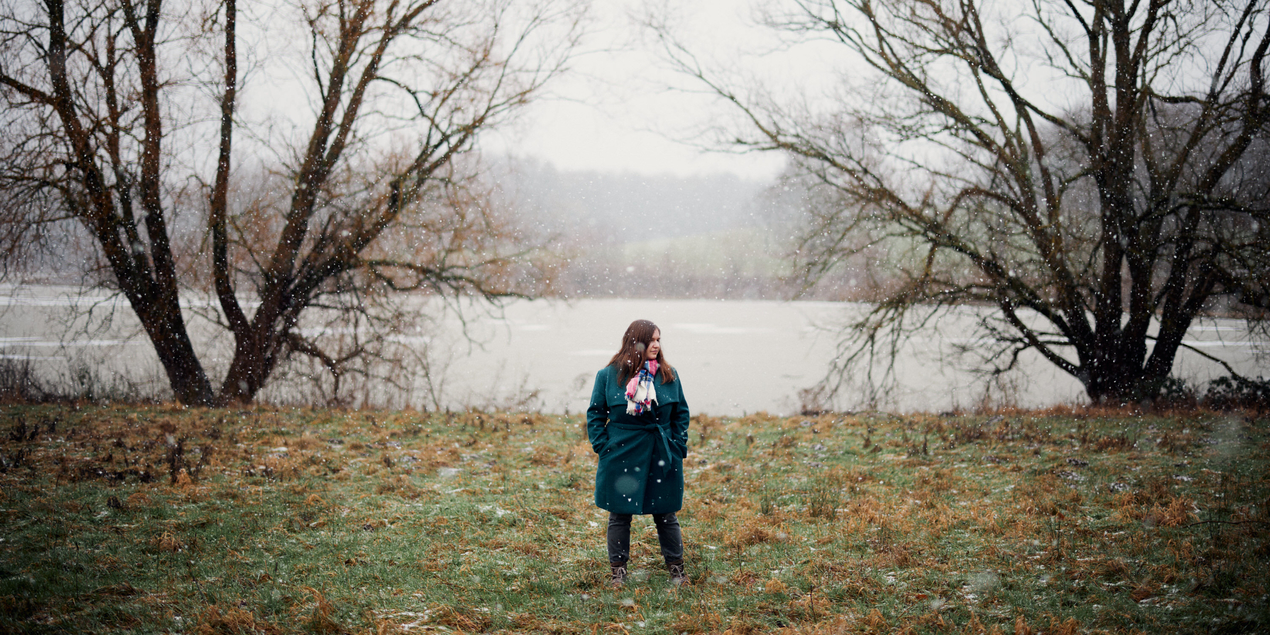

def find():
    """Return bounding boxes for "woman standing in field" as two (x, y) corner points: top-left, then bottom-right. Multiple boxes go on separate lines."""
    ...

(587, 319), (691, 587)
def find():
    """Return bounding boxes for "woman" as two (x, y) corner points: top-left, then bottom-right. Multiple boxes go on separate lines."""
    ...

(587, 319), (691, 587)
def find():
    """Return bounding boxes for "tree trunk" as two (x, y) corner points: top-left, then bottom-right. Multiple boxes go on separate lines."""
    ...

(219, 338), (269, 405)
(1082, 358), (1144, 404)
(217, 299), (294, 405)
(133, 292), (216, 406)
(107, 270), (216, 405)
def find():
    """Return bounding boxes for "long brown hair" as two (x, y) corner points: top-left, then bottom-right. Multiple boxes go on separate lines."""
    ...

(609, 319), (676, 385)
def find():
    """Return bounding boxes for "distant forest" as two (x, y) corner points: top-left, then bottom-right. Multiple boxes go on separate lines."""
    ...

(14, 155), (876, 301)
(502, 159), (826, 300)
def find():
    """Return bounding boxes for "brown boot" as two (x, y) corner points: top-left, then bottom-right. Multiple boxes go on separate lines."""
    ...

(667, 560), (688, 586)
(609, 564), (627, 587)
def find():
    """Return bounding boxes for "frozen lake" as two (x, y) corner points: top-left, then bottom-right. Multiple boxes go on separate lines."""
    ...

(0, 286), (1264, 415)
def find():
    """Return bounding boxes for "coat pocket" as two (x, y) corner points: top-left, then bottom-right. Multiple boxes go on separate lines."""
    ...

(671, 439), (687, 459)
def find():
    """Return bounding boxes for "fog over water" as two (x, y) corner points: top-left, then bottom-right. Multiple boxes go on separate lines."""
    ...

(1, 287), (1263, 415)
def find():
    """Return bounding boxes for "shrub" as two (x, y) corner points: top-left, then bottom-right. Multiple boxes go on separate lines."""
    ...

(1203, 376), (1270, 411)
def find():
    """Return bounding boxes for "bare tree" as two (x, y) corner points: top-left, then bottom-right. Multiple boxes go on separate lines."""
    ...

(654, 0), (1270, 403)
(0, 0), (584, 405)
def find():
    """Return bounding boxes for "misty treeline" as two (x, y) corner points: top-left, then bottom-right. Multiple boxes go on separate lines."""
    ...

(5, 150), (809, 300)
(503, 161), (808, 300)
(655, 0), (1270, 404)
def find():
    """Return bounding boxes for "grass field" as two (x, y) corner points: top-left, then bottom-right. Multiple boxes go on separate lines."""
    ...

(0, 404), (1266, 634)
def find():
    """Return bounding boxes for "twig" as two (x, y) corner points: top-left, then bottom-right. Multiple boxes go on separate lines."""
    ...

(809, 583), (816, 621)
(186, 559), (212, 605)
(1182, 519), (1270, 528)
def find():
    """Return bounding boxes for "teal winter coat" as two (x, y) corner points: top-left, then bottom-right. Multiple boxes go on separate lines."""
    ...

(586, 364), (690, 515)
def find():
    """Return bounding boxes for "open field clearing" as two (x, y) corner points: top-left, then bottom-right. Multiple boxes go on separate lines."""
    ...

(0, 404), (1266, 633)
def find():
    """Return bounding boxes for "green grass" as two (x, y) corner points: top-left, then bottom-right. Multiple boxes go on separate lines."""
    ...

(0, 404), (1266, 633)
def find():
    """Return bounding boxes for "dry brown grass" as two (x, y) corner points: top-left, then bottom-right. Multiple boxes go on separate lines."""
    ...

(0, 405), (1266, 634)
(196, 605), (281, 635)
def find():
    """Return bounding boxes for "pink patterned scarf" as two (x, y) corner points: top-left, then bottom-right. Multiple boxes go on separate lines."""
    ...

(625, 360), (659, 415)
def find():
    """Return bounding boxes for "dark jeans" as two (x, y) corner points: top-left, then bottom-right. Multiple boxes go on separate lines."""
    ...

(607, 512), (683, 566)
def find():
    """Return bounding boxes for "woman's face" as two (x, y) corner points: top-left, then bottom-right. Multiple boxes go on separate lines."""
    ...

(646, 329), (661, 360)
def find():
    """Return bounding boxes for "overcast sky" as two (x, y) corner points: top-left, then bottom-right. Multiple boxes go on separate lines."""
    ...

(484, 0), (793, 180)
